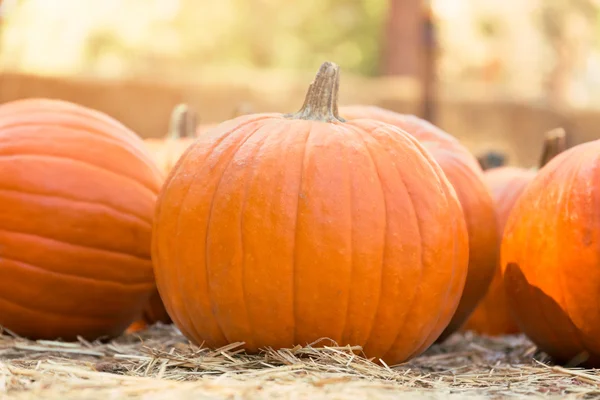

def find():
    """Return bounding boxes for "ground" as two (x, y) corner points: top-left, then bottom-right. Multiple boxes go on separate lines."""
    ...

(1, 325), (599, 399)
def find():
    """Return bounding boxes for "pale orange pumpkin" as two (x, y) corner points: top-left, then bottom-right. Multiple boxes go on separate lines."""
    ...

(152, 62), (469, 364)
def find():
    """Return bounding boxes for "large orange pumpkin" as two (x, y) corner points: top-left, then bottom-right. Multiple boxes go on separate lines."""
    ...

(0, 98), (162, 340)
(340, 105), (497, 341)
(501, 138), (600, 367)
(152, 62), (469, 364)
(464, 128), (566, 335)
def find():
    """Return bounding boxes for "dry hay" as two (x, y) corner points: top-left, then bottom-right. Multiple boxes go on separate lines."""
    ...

(1, 325), (599, 399)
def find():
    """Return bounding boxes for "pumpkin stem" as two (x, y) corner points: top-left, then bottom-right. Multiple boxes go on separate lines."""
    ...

(539, 127), (567, 168)
(285, 61), (346, 123)
(168, 103), (197, 140)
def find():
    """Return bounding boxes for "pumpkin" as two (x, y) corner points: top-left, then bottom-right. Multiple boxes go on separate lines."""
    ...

(152, 62), (469, 364)
(144, 104), (197, 175)
(0, 98), (162, 340)
(340, 105), (497, 341)
(501, 134), (600, 367)
(464, 128), (567, 335)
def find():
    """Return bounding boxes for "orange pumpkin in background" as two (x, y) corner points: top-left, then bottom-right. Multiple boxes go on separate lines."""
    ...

(501, 135), (600, 367)
(152, 62), (469, 365)
(144, 104), (197, 175)
(464, 128), (567, 336)
(0, 98), (162, 340)
(340, 105), (497, 341)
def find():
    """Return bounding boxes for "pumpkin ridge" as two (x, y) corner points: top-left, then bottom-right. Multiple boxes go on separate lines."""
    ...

(0, 186), (152, 227)
(236, 121), (305, 348)
(0, 116), (161, 178)
(238, 124), (280, 350)
(380, 173), (429, 359)
(0, 228), (152, 281)
(340, 125), (386, 348)
(0, 251), (154, 288)
(290, 122), (314, 346)
(379, 121), (468, 356)
(0, 190), (151, 259)
(403, 134), (464, 358)
(332, 126), (357, 345)
(353, 125), (424, 359)
(0, 289), (131, 322)
(0, 151), (159, 197)
(0, 225), (151, 262)
(188, 121), (269, 344)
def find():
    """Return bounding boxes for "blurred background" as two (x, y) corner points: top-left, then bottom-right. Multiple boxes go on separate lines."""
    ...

(1, 0), (600, 166)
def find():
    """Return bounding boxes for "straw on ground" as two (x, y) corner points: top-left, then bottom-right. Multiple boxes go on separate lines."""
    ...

(1, 325), (599, 399)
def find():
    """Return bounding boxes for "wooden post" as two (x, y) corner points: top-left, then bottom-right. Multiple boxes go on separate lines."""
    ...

(381, 0), (422, 76)
(381, 0), (437, 123)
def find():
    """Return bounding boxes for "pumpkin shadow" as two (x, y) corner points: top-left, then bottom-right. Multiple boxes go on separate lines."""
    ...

(504, 263), (600, 368)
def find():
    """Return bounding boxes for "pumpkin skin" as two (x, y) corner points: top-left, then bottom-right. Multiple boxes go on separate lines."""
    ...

(340, 106), (497, 341)
(153, 62), (469, 364)
(502, 141), (600, 367)
(462, 167), (536, 335)
(464, 128), (566, 336)
(0, 98), (162, 340)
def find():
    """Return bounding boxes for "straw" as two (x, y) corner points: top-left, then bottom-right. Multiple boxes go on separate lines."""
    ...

(1, 325), (598, 399)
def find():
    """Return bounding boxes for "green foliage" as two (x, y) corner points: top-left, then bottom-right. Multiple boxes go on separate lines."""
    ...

(85, 0), (389, 76)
